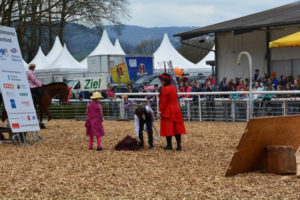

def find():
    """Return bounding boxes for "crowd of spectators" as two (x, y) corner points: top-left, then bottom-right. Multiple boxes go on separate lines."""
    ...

(71, 71), (300, 120)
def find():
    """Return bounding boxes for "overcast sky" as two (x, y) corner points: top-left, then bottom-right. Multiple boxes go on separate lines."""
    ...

(128, 0), (297, 27)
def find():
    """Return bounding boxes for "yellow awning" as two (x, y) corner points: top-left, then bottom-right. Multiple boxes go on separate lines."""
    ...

(269, 31), (300, 48)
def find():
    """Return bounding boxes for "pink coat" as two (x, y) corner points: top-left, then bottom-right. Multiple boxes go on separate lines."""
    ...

(27, 70), (42, 88)
(85, 102), (105, 137)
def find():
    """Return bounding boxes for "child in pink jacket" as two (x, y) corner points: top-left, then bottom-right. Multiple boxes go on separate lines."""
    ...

(85, 92), (105, 151)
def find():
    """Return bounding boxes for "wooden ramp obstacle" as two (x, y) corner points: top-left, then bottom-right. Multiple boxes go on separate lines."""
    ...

(226, 115), (300, 176)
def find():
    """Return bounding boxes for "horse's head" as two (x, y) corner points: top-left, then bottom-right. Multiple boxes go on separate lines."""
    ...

(59, 86), (72, 104)
(44, 83), (71, 104)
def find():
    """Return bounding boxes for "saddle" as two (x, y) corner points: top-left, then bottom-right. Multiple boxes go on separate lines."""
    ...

(115, 135), (141, 151)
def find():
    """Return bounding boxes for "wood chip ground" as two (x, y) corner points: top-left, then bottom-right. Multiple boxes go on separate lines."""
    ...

(0, 120), (299, 199)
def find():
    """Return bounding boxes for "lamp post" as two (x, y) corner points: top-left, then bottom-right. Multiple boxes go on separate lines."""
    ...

(237, 51), (253, 120)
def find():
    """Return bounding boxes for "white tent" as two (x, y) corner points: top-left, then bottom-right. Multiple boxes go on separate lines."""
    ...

(22, 59), (28, 69)
(46, 36), (63, 64)
(80, 30), (123, 68)
(153, 33), (196, 70)
(29, 46), (49, 71)
(196, 45), (215, 69)
(114, 39), (126, 55)
(89, 30), (120, 56)
(80, 58), (87, 68)
(47, 44), (86, 72)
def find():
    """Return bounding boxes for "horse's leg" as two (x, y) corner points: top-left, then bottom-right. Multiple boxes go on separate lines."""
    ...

(2, 110), (8, 127)
(45, 107), (52, 122)
(39, 109), (43, 124)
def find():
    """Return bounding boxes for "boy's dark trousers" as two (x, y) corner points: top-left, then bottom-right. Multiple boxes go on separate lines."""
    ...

(139, 118), (153, 148)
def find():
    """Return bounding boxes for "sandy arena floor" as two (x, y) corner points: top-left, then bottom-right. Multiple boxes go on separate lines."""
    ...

(0, 120), (299, 199)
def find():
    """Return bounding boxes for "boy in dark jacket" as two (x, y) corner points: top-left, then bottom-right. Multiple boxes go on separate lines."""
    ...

(134, 106), (155, 149)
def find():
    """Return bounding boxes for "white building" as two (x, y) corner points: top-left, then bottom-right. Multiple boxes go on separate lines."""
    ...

(175, 2), (300, 81)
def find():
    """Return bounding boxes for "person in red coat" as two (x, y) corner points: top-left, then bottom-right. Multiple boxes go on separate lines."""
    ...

(157, 73), (186, 150)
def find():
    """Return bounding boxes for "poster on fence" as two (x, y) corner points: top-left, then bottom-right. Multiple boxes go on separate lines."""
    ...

(0, 26), (40, 132)
(79, 76), (108, 91)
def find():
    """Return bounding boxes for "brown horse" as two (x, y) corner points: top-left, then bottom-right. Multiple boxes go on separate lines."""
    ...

(39, 82), (70, 124)
(1, 82), (70, 128)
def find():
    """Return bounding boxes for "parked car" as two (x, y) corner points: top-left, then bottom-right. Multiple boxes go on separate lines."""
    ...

(65, 80), (81, 99)
(132, 74), (158, 91)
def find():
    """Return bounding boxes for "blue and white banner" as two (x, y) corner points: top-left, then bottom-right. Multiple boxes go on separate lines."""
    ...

(124, 56), (153, 80)
(0, 26), (39, 132)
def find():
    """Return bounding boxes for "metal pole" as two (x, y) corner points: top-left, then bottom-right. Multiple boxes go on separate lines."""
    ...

(237, 51), (253, 120)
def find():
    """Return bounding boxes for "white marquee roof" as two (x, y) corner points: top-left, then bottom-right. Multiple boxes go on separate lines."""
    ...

(153, 33), (197, 70)
(22, 59), (28, 69)
(196, 45), (215, 69)
(46, 36), (63, 64)
(47, 44), (86, 72)
(114, 39), (126, 55)
(29, 47), (49, 71)
(89, 30), (120, 56)
(80, 58), (87, 68)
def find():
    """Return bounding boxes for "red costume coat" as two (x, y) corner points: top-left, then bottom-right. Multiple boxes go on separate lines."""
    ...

(159, 85), (186, 136)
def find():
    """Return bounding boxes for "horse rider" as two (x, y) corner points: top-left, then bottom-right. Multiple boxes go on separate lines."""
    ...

(27, 63), (43, 108)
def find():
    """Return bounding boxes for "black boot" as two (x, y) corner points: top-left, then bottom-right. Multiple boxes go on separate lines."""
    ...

(175, 135), (182, 151)
(163, 136), (172, 150)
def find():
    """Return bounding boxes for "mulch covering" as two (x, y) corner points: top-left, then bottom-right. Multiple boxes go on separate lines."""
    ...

(0, 120), (299, 199)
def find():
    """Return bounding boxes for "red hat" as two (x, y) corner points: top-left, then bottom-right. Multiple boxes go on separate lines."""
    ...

(158, 73), (171, 81)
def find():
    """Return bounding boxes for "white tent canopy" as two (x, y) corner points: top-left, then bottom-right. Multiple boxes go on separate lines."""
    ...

(89, 30), (121, 56)
(80, 58), (87, 68)
(47, 44), (86, 72)
(22, 59), (28, 69)
(29, 46), (49, 71)
(196, 45), (215, 69)
(153, 33), (197, 70)
(80, 30), (124, 68)
(114, 38), (126, 55)
(46, 36), (63, 64)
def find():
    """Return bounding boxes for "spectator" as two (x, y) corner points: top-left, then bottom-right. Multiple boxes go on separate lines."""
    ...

(236, 85), (247, 120)
(99, 90), (107, 99)
(144, 81), (154, 92)
(123, 95), (131, 119)
(237, 79), (247, 91)
(287, 75), (294, 85)
(229, 85), (238, 100)
(179, 81), (192, 98)
(206, 74), (216, 86)
(204, 81), (215, 120)
(279, 75), (287, 87)
(191, 82), (202, 121)
(106, 84), (118, 118)
(252, 69), (262, 83)
(245, 78), (250, 88)
(126, 84), (134, 93)
(191, 80), (197, 90)
(79, 91), (92, 102)
(228, 79), (234, 88)
(252, 81), (263, 100)
(218, 77), (227, 91)
(262, 76), (269, 87)
(252, 81), (263, 116)
(262, 83), (274, 116)
(271, 72), (279, 88)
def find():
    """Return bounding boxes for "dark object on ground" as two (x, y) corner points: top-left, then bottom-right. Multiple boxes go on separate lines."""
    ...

(40, 123), (46, 129)
(115, 135), (140, 151)
(0, 133), (4, 140)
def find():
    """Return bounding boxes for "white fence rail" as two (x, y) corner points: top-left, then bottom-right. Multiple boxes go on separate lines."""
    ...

(49, 91), (300, 122)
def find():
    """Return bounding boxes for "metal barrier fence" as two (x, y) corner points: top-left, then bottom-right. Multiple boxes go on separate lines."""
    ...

(49, 90), (300, 122)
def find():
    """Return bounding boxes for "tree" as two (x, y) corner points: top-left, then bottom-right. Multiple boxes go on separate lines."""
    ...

(135, 39), (161, 55)
(0, 0), (130, 61)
